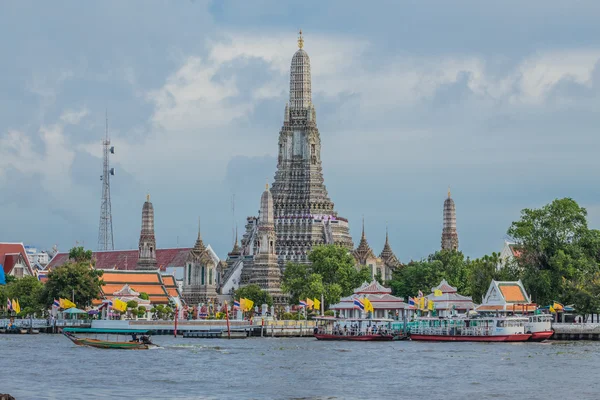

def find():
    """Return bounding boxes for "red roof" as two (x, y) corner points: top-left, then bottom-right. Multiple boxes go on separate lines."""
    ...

(0, 243), (33, 275)
(46, 248), (192, 271)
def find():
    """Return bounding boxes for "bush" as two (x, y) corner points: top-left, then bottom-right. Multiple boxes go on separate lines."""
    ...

(281, 312), (295, 320)
(324, 310), (334, 317)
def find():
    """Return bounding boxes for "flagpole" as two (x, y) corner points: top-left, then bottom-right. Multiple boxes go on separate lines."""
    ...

(225, 301), (231, 339)
(321, 293), (324, 316)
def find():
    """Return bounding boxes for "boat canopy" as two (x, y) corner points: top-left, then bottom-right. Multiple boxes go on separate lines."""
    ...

(62, 327), (153, 334)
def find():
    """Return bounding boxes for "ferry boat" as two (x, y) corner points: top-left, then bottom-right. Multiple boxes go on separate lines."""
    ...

(313, 317), (406, 341)
(525, 314), (554, 341)
(62, 327), (159, 350)
(409, 316), (531, 342)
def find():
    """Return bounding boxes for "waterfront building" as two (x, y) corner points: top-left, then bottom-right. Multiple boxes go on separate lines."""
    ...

(498, 240), (522, 270)
(241, 30), (354, 267)
(441, 188), (459, 251)
(0, 243), (35, 278)
(352, 221), (401, 281)
(93, 270), (181, 307)
(329, 280), (407, 319)
(476, 280), (536, 313)
(137, 194), (157, 270)
(24, 246), (49, 268)
(182, 223), (219, 305)
(425, 279), (476, 317)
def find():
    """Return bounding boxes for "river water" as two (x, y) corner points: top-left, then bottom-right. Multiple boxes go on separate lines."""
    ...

(1, 335), (599, 399)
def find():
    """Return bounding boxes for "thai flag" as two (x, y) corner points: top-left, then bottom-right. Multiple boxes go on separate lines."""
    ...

(53, 299), (60, 308)
(233, 300), (240, 309)
(408, 297), (415, 307)
(353, 298), (364, 310)
(418, 290), (424, 298)
(6, 298), (11, 311)
(299, 300), (307, 307)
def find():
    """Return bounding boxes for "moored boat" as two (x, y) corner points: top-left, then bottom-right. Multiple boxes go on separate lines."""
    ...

(409, 316), (531, 342)
(62, 327), (158, 350)
(525, 314), (554, 341)
(314, 317), (406, 341)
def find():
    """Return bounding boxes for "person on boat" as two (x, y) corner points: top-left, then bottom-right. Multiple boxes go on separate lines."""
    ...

(141, 335), (151, 344)
(131, 333), (138, 342)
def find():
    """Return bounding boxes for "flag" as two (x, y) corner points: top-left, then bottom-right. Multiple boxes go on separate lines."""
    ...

(313, 298), (321, 311)
(113, 298), (127, 312)
(233, 299), (240, 310)
(434, 289), (443, 297)
(53, 299), (60, 308)
(549, 306), (556, 313)
(428, 299), (434, 311)
(299, 299), (307, 307)
(363, 298), (374, 313)
(0, 264), (5, 285)
(12, 299), (17, 312)
(408, 297), (415, 307)
(6, 298), (11, 311)
(306, 298), (314, 310)
(239, 298), (246, 311)
(244, 299), (254, 312)
(419, 297), (425, 310)
(15, 299), (21, 314)
(418, 290), (424, 298)
(60, 298), (76, 309)
(353, 298), (365, 310)
(553, 302), (564, 311)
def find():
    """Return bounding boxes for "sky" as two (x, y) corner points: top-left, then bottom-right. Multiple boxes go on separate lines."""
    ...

(2, 0), (600, 262)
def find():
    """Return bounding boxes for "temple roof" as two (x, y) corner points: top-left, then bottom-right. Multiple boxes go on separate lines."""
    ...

(98, 270), (179, 305)
(379, 228), (401, 268)
(0, 243), (34, 276)
(352, 219), (376, 264)
(425, 279), (475, 310)
(355, 280), (392, 295)
(432, 279), (457, 294)
(330, 292), (406, 310)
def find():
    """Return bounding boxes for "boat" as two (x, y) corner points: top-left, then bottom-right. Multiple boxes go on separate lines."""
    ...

(313, 317), (406, 341)
(525, 314), (554, 341)
(409, 316), (531, 342)
(62, 328), (159, 350)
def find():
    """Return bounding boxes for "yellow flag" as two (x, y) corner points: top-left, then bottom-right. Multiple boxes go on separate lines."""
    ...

(363, 298), (374, 313)
(239, 298), (246, 311)
(419, 297), (425, 310)
(553, 302), (563, 311)
(313, 298), (321, 311)
(61, 298), (76, 309)
(244, 299), (254, 312)
(15, 299), (21, 314)
(428, 299), (434, 311)
(434, 289), (443, 297)
(549, 306), (556, 313)
(11, 299), (17, 312)
(306, 298), (314, 310)
(113, 298), (127, 312)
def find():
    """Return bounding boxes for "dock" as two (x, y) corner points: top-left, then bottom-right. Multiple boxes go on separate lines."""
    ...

(551, 323), (600, 340)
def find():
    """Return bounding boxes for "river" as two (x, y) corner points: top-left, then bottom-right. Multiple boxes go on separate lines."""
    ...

(1, 335), (599, 399)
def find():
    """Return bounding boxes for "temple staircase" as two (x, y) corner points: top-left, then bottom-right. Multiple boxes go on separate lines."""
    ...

(323, 220), (334, 244)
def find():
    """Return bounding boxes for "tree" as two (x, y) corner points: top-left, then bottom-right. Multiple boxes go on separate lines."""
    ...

(69, 246), (93, 263)
(139, 292), (149, 300)
(234, 284), (273, 307)
(465, 253), (521, 303)
(0, 276), (45, 316)
(41, 255), (104, 308)
(507, 198), (600, 305)
(388, 259), (444, 299)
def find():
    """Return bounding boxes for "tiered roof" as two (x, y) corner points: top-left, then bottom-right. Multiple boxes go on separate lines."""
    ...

(330, 280), (406, 310)
(46, 248), (191, 271)
(476, 280), (536, 312)
(426, 279), (475, 311)
(96, 270), (180, 305)
(0, 243), (34, 276)
(352, 221), (376, 264)
(379, 229), (401, 268)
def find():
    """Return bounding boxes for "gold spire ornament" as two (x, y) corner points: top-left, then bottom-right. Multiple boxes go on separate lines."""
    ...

(297, 29), (304, 49)
(448, 186), (451, 198)
(146, 193), (150, 202)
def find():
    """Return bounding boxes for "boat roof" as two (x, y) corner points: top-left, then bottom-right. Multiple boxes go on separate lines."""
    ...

(63, 328), (153, 334)
(314, 317), (394, 322)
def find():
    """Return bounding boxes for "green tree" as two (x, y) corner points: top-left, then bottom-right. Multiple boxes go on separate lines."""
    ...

(136, 306), (147, 319)
(139, 292), (149, 300)
(388, 259), (444, 299)
(41, 254), (104, 308)
(234, 284), (273, 307)
(507, 198), (600, 305)
(465, 253), (521, 303)
(68, 246), (93, 263)
(0, 276), (45, 316)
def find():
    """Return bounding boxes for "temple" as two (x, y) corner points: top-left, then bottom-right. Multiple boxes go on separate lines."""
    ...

(329, 280), (407, 319)
(260, 30), (353, 265)
(137, 194), (157, 270)
(352, 220), (401, 281)
(441, 188), (459, 251)
(425, 279), (475, 317)
(181, 220), (220, 305)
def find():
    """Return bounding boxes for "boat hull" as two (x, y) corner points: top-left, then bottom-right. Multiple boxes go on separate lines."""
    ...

(314, 334), (395, 341)
(410, 333), (531, 342)
(529, 331), (554, 342)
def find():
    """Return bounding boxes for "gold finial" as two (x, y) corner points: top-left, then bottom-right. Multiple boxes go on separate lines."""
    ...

(266, 182), (269, 190)
(448, 186), (451, 198)
(297, 29), (304, 49)
(146, 193), (150, 202)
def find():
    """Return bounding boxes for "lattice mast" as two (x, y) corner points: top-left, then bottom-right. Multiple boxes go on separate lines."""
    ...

(97, 111), (115, 251)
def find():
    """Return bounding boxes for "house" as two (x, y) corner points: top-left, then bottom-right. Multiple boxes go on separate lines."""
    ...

(498, 240), (523, 270)
(476, 280), (536, 313)
(0, 243), (35, 278)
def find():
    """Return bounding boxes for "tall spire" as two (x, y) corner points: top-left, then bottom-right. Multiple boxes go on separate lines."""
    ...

(289, 30), (311, 111)
(297, 29), (304, 49)
(353, 217), (375, 264)
(361, 215), (365, 239)
(192, 216), (206, 254)
(380, 225), (400, 268)
(136, 194), (157, 270)
(441, 189), (459, 251)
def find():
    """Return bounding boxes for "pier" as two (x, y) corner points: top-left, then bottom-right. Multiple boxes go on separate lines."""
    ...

(551, 323), (600, 340)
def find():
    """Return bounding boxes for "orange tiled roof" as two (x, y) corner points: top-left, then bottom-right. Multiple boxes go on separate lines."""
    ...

(162, 275), (176, 286)
(499, 284), (526, 302)
(102, 271), (161, 284)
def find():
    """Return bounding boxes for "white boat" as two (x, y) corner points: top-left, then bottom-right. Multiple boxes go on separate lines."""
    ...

(525, 314), (554, 341)
(410, 315), (531, 342)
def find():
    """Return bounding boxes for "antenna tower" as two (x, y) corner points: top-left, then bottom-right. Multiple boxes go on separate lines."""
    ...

(97, 111), (115, 251)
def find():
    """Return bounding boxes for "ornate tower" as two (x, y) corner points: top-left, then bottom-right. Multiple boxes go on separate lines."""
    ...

(183, 220), (218, 304)
(136, 194), (157, 270)
(270, 30), (354, 266)
(441, 188), (459, 251)
(97, 111), (115, 251)
(250, 184), (286, 305)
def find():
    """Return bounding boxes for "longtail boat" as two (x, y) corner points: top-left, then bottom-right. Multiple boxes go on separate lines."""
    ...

(62, 328), (159, 350)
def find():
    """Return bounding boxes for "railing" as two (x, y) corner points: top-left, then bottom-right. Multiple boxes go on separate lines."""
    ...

(322, 220), (334, 244)
(0, 318), (91, 329)
(411, 326), (494, 336)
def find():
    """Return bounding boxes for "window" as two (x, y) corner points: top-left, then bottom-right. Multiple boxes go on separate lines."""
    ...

(201, 266), (205, 285)
(209, 269), (213, 285)
(187, 264), (191, 285)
